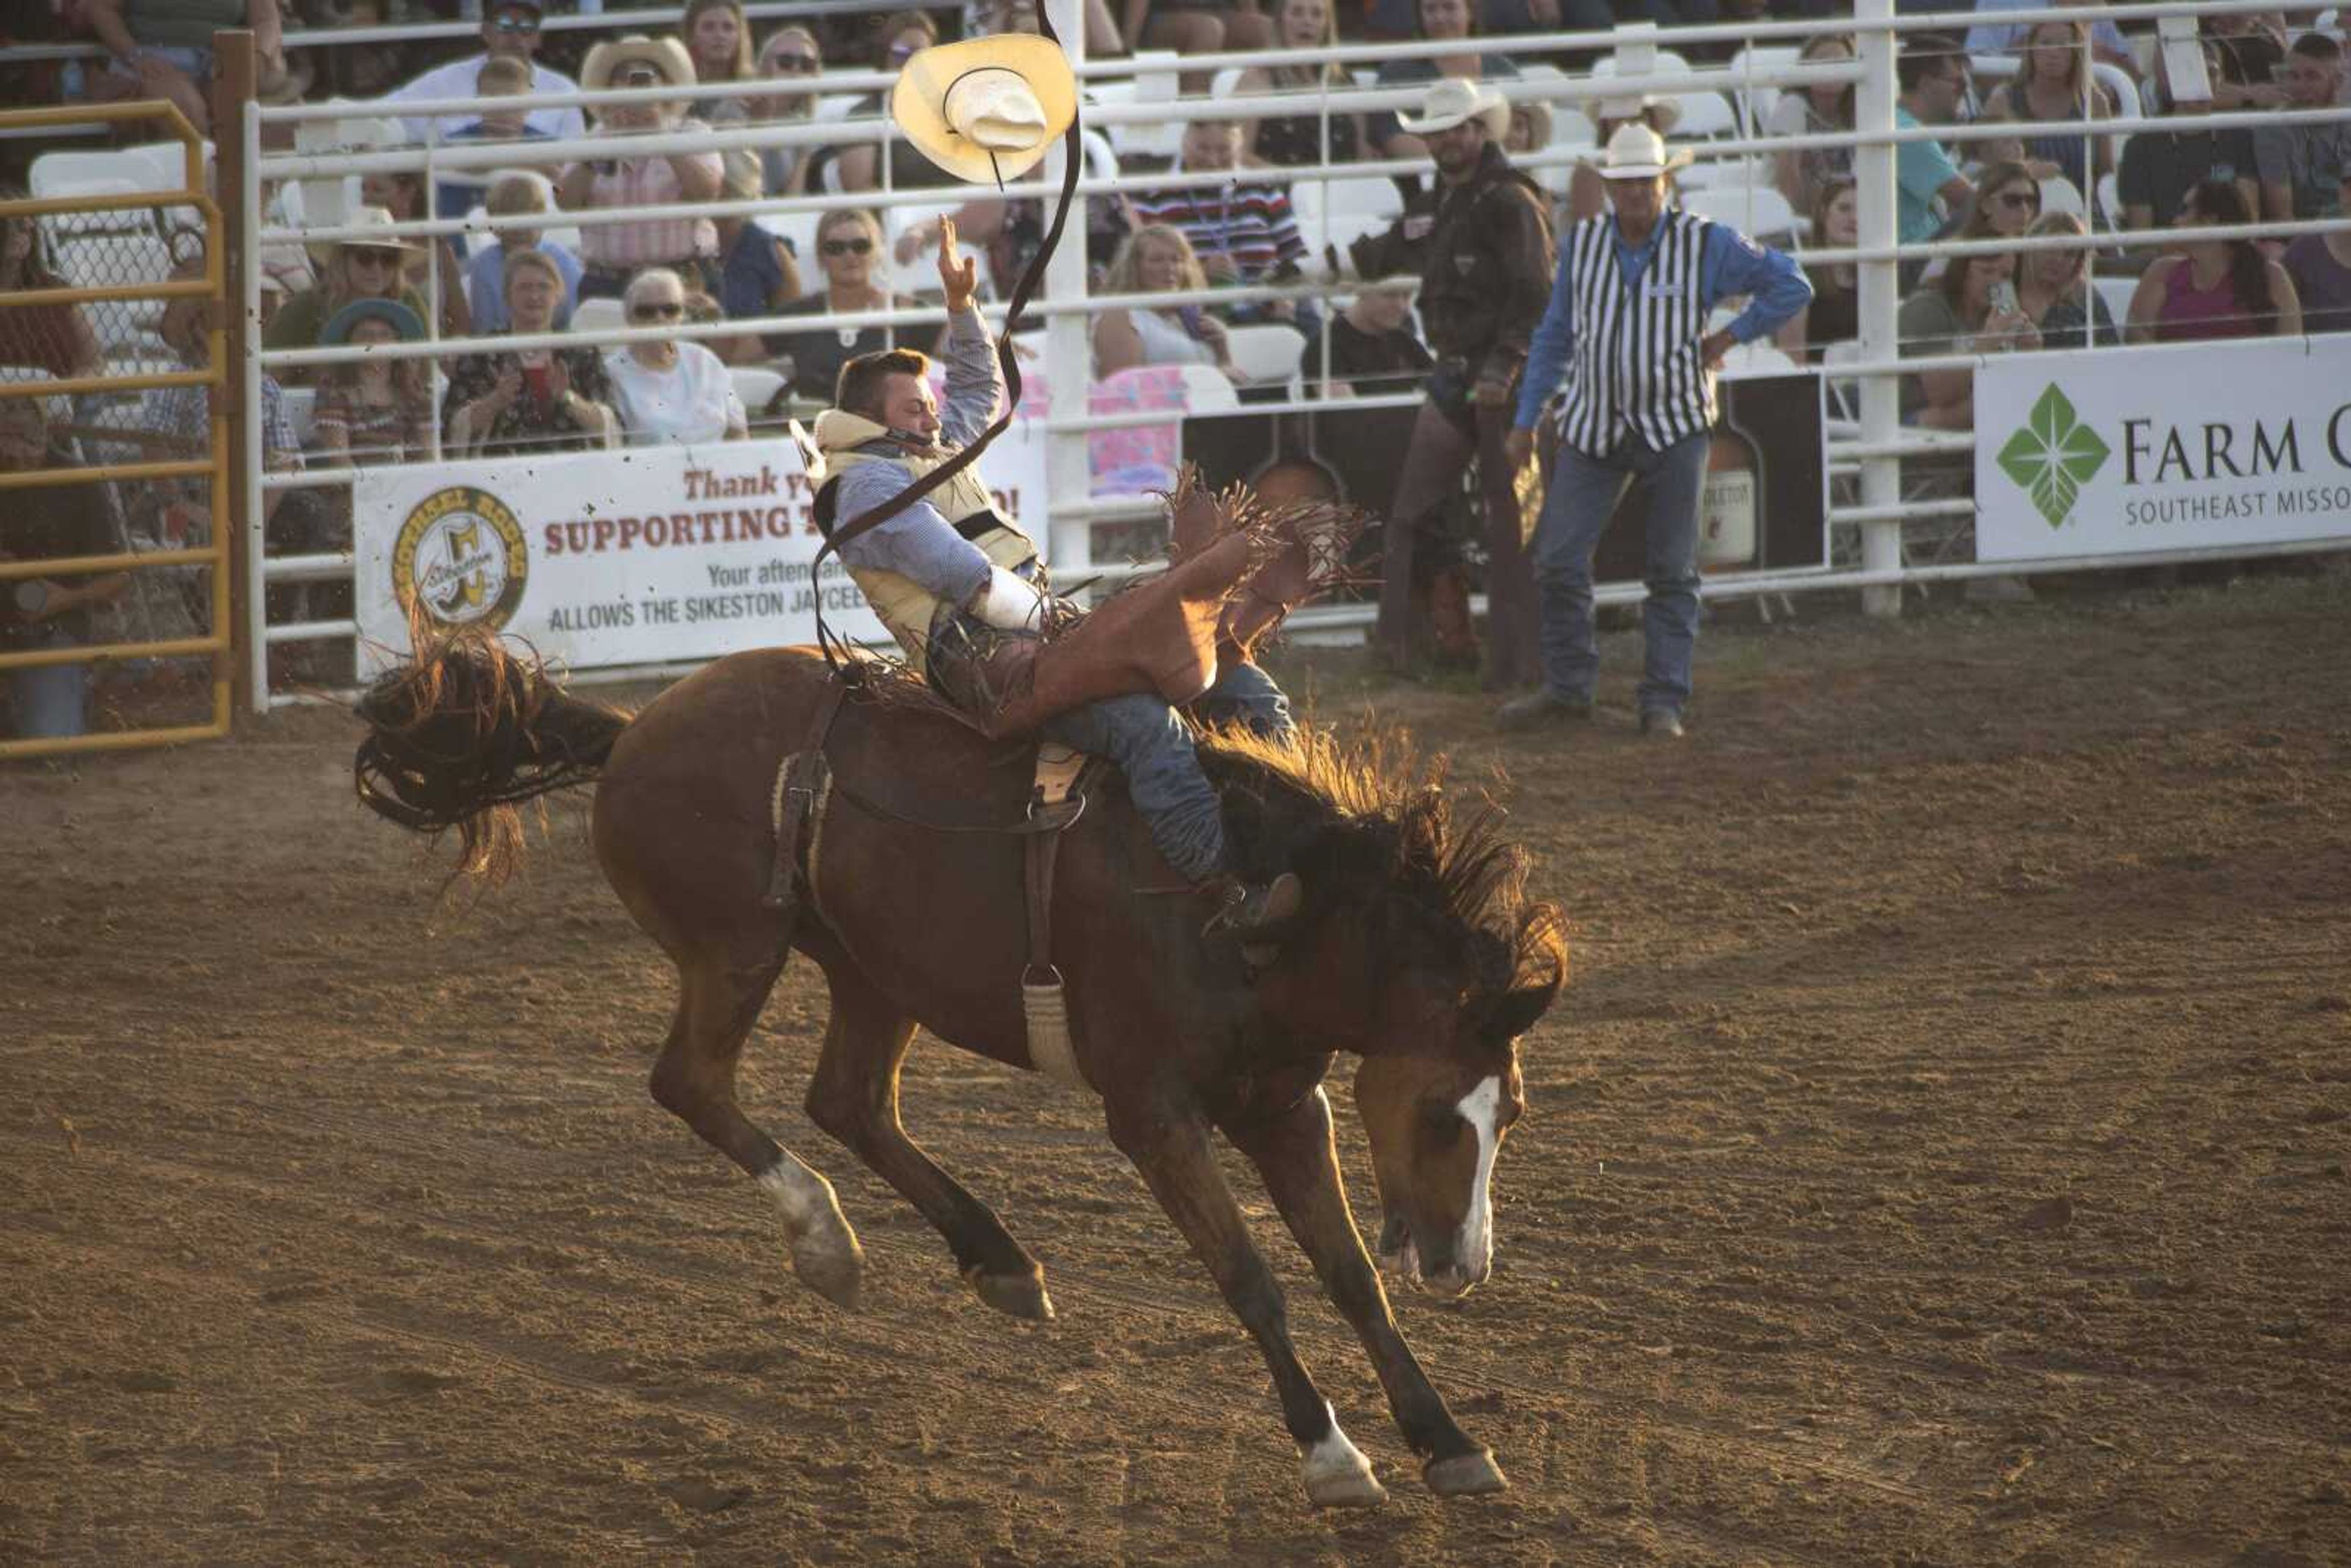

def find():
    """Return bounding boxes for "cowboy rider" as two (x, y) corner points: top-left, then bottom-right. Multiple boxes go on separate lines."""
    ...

(811, 221), (1302, 936)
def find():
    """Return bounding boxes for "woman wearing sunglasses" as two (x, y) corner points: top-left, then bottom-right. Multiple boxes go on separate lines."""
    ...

(748, 27), (825, 198)
(602, 268), (749, 445)
(771, 209), (924, 402)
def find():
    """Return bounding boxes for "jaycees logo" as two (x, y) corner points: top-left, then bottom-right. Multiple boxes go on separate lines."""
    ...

(1997, 384), (2111, 530)
(390, 486), (529, 628)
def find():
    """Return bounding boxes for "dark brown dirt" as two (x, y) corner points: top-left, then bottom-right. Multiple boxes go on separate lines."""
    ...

(6, 566), (2349, 1567)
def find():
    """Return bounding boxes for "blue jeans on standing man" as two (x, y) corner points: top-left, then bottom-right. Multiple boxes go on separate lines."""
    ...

(1040, 660), (1291, 885)
(1531, 430), (1711, 721)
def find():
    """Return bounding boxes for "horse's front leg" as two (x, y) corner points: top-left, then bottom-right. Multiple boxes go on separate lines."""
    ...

(1101, 1089), (1389, 1509)
(1221, 1086), (1507, 1498)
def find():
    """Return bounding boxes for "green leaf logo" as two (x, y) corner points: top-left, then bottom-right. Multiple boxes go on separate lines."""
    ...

(1997, 384), (2111, 530)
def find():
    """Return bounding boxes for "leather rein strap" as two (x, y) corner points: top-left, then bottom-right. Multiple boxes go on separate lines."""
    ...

(809, 0), (1084, 676)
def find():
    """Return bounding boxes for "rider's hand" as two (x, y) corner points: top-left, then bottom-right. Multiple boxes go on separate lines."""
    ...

(1502, 427), (1535, 471)
(937, 217), (978, 313)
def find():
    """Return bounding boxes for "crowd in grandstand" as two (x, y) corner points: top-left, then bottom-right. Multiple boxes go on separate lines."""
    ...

(2, 0), (2349, 733)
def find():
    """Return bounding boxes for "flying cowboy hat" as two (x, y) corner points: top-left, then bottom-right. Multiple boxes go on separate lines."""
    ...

(892, 34), (1078, 186)
(1594, 121), (1694, 180)
(1394, 77), (1510, 138)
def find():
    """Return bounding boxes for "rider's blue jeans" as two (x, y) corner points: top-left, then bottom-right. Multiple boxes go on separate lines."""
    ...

(1041, 660), (1291, 885)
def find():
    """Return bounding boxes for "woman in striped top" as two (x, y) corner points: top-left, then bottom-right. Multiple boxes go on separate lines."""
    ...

(1127, 121), (1310, 324)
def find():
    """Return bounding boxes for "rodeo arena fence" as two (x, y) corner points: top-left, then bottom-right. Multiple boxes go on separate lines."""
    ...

(4, 0), (2347, 740)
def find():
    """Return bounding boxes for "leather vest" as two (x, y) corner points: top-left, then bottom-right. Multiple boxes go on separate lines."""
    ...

(812, 410), (1036, 677)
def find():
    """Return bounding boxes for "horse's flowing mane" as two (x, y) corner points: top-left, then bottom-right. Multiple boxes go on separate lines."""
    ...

(1199, 724), (1567, 997)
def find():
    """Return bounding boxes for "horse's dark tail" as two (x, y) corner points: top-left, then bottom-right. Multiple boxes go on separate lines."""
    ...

(353, 625), (632, 885)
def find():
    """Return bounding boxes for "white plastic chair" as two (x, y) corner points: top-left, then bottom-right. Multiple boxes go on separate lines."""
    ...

(756, 207), (825, 264)
(1173, 360), (1241, 414)
(1680, 185), (1800, 244)
(2092, 274), (2136, 332)
(28, 150), (151, 200)
(1112, 51), (1187, 163)
(569, 296), (626, 338)
(730, 366), (785, 413)
(1673, 91), (1739, 141)
(1729, 45), (1798, 135)
(2039, 175), (2088, 220)
(1224, 323), (1307, 391)
(1720, 340), (1798, 378)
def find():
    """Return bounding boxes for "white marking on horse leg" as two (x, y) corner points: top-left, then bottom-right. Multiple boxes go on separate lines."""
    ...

(757, 1153), (864, 1310)
(1450, 1076), (1503, 1286)
(1300, 1402), (1387, 1507)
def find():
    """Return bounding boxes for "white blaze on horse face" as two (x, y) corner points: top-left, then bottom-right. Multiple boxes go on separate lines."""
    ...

(1450, 1076), (1504, 1284)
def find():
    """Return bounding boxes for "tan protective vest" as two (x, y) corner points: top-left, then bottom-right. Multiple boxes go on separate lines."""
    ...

(812, 410), (1037, 677)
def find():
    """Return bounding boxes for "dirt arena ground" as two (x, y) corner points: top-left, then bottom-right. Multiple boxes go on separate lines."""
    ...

(5, 566), (2348, 1567)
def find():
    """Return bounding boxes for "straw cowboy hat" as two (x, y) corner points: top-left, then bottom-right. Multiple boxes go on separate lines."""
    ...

(1595, 121), (1693, 180)
(336, 206), (421, 255)
(1395, 78), (1510, 138)
(891, 34), (1078, 185)
(581, 34), (697, 94)
(1595, 90), (1683, 133)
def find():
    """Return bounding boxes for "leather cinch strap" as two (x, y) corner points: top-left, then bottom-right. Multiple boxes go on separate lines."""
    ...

(1021, 743), (1090, 1089)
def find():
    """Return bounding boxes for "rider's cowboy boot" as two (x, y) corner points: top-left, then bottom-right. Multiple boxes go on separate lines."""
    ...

(1202, 871), (1303, 938)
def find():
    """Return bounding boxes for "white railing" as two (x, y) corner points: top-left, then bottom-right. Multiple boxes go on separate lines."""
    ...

(228, 0), (2351, 707)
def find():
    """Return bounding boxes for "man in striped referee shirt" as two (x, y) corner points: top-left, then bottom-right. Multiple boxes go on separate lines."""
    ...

(1498, 124), (1811, 740)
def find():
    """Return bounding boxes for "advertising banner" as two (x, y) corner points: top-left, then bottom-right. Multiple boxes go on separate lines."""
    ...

(353, 425), (1048, 677)
(1975, 336), (2351, 563)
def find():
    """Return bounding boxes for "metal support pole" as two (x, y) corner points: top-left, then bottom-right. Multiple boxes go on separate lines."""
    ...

(215, 29), (261, 714)
(1854, 0), (1903, 617)
(1043, 0), (1093, 586)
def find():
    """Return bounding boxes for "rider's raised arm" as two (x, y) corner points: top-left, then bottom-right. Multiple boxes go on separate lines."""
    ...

(938, 304), (1007, 451)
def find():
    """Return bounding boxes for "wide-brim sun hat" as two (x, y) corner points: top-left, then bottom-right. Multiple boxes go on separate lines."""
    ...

(1595, 121), (1694, 180)
(581, 34), (697, 94)
(320, 296), (428, 346)
(334, 205), (422, 256)
(892, 34), (1078, 186)
(1395, 78), (1510, 138)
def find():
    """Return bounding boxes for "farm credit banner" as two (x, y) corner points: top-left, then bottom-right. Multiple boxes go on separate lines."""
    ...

(1975, 335), (2351, 562)
(353, 427), (1046, 676)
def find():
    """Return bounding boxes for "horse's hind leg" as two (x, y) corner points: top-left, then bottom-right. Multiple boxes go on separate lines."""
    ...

(650, 950), (863, 1310)
(803, 958), (1053, 1321)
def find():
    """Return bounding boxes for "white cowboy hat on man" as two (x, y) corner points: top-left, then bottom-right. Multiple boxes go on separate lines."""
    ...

(1595, 121), (1694, 181)
(892, 34), (1078, 186)
(1395, 77), (1510, 138)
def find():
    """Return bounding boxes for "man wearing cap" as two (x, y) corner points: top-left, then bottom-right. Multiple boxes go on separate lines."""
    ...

(1498, 122), (1810, 740)
(1349, 77), (1554, 688)
(381, 0), (588, 145)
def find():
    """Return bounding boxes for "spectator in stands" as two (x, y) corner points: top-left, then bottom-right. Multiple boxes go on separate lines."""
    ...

(2126, 178), (2303, 342)
(1128, 120), (1310, 324)
(2202, 10), (2290, 105)
(313, 299), (434, 467)
(1900, 211), (2041, 431)
(1506, 102), (1553, 159)
(384, 0), (587, 145)
(1896, 34), (1975, 251)
(2015, 212), (2116, 349)
(0, 400), (126, 741)
(561, 36), (724, 302)
(747, 26), (825, 199)
(464, 174), (582, 334)
(1299, 283), (1432, 396)
(0, 195), (102, 384)
(2282, 169), (2351, 335)
(604, 268), (748, 443)
(2255, 34), (2351, 222)
(2117, 41), (2260, 269)
(360, 168), (472, 340)
(77, 0), (285, 137)
(713, 160), (803, 364)
(1970, 160), (2044, 239)
(433, 55), (559, 228)
(261, 209), (429, 381)
(770, 210), (920, 402)
(1979, 18), (2118, 194)
(680, 0), (757, 118)
(833, 14), (959, 194)
(1123, 0), (1271, 90)
(1768, 33), (1858, 214)
(445, 252), (618, 457)
(1966, 0), (2132, 77)
(1566, 96), (1681, 225)
(1092, 226), (1239, 379)
(1367, 0), (1521, 173)
(1778, 178), (1858, 362)
(1232, 0), (1363, 168)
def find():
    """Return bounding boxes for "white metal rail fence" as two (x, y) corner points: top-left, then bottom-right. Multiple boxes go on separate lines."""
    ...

(224, 0), (2351, 708)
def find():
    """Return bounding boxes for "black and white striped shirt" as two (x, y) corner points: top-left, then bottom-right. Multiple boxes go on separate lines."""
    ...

(1554, 209), (1716, 457)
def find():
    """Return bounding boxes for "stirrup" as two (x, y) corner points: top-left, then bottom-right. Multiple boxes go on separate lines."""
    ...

(1203, 871), (1302, 939)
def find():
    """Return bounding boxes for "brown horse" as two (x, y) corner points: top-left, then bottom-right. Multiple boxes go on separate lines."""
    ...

(354, 633), (1565, 1506)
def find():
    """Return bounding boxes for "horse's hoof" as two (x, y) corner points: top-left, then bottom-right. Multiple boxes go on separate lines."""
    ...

(1302, 1422), (1387, 1508)
(790, 1223), (864, 1311)
(966, 1266), (1055, 1321)
(1425, 1449), (1509, 1497)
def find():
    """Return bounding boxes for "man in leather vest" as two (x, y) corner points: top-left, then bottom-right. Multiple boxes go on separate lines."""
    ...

(1498, 124), (1811, 740)
(812, 223), (1301, 934)
(1349, 79), (1556, 690)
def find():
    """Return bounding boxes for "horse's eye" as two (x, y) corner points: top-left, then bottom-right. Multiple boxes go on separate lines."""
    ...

(1419, 1103), (1461, 1139)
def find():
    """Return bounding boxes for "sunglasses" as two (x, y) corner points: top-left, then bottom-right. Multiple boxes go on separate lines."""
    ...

(768, 53), (819, 73)
(630, 301), (684, 320)
(822, 236), (874, 256)
(348, 249), (401, 266)
(490, 15), (540, 33)
(617, 66), (666, 88)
